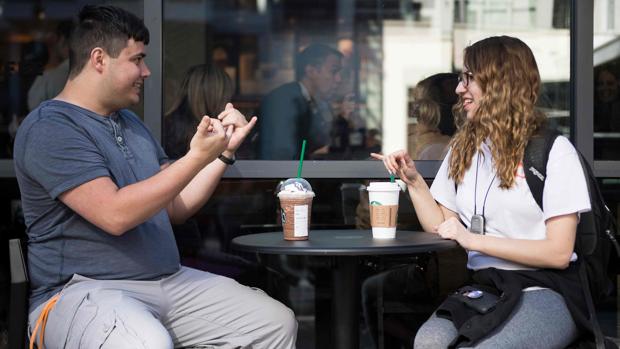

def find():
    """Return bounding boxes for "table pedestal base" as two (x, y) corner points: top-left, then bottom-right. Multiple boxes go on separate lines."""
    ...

(332, 257), (360, 349)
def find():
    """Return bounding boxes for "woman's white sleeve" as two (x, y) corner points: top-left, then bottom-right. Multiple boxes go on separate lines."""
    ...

(430, 149), (457, 212)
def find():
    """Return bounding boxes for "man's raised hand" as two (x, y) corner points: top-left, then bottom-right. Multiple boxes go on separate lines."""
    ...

(218, 103), (257, 152)
(188, 116), (229, 164)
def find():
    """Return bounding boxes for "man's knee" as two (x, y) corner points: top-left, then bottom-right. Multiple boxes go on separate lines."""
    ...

(257, 298), (298, 346)
(92, 293), (172, 349)
(266, 300), (298, 336)
(97, 312), (173, 349)
(279, 304), (298, 337)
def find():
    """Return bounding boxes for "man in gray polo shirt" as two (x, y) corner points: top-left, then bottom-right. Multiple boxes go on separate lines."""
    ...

(14, 5), (296, 348)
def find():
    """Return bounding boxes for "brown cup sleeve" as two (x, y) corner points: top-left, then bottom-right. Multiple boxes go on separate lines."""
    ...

(370, 205), (398, 227)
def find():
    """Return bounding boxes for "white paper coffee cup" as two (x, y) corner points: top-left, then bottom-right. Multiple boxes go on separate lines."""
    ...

(367, 182), (400, 238)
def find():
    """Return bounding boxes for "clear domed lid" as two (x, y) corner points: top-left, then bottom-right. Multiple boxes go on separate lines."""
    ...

(276, 177), (313, 194)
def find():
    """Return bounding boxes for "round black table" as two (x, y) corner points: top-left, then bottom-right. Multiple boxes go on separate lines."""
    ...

(231, 229), (457, 349)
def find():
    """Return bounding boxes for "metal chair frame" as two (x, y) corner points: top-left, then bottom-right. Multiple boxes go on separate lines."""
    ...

(9, 238), (29, 349)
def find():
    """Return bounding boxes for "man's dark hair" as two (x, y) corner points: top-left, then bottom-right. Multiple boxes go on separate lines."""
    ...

(68, 5), (149, 78)
(295, 43), (342, 80)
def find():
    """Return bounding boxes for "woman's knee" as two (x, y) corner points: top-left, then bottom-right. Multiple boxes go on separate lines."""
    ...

(413, 315), (456, 349)
(413, 328), (442, 349)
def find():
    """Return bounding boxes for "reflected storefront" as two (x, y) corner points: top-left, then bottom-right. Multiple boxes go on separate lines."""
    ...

(161, 0), (573, 161)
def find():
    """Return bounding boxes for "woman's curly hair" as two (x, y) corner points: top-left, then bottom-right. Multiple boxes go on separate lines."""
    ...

(448, 36), (547, 189)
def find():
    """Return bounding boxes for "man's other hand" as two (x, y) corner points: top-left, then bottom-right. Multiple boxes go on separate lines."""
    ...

(218, 103), (258, 153)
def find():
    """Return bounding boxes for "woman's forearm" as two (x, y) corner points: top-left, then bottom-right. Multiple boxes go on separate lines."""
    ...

(470, 235), (573, 269)
(466, 214), (578, 269)
(407, 174), (448, 232)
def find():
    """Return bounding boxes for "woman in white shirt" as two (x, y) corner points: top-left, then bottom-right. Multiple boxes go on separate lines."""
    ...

(373, 36), (590, 348)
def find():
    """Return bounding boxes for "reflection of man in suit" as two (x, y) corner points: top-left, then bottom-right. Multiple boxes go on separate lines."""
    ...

(259, 44), (343, 159)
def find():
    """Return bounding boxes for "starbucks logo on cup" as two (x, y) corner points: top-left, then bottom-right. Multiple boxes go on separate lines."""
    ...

(281, 210), (286, 223)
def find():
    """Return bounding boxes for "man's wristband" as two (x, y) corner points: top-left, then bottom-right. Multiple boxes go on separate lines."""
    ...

(218, 153), (235, 165)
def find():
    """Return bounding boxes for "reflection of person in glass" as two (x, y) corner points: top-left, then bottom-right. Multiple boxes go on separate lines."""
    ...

(594, 68), (620, 132)
(408, 97), (449, 159)
(373, 36), (591, 348)
(14, 5), (295, 348)
(328, 92), (358, 156)
(408, 83), (451, 160)
(164, 63), (234, 159)
(258, 43), (343, 159)
(27, 20), (74, 111)
(327, 38), (366, 158)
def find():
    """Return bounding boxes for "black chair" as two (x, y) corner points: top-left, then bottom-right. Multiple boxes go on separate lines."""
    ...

(366, 253), (438, 349)
(8, 238), (29, 349)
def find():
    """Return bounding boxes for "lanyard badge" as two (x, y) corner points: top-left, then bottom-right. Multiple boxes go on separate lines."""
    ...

(469, 153), (495, 235)
(470, 214), (485, 235)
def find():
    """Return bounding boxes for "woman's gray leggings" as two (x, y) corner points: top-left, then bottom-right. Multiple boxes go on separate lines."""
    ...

(414, 288), (579, 349)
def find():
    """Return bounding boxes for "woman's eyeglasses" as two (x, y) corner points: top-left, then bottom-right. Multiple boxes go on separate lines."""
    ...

(458, 71), (474, 87)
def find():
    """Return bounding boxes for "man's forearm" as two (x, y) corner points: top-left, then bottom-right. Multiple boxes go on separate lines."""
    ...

(167, 150), (233, 223)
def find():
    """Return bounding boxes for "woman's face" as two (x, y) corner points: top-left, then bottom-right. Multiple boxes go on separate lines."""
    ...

(455, 69), (483, 120)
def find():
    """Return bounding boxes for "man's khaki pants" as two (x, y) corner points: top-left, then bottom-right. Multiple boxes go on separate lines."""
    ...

(29, 267), (297, 348)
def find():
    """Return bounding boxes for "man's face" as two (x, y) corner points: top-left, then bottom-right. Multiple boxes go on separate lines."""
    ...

(597, 70), (619, 103)
(103, 38), (151, 109)
(308, 54), (342, 99)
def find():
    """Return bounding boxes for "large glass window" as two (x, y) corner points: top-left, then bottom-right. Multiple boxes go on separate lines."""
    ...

(593, 0), (620, 160)
(0, 1), (144, 160)
(159, 1), (575, 346)
(162, 0), (571, 162)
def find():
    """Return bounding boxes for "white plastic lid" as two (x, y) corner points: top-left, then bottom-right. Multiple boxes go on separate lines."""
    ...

(366, 181), (401, 192)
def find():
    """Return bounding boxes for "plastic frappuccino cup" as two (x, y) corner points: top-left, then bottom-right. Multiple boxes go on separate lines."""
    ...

(367, 182), (400, 238)
(277, 178), (315, 240)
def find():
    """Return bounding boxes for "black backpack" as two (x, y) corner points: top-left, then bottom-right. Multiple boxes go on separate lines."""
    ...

(524, 128), (620, 348)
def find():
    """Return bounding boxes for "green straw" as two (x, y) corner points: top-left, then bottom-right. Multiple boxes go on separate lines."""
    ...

(390, 174), (395, 183)
(297, 139), (307, 178)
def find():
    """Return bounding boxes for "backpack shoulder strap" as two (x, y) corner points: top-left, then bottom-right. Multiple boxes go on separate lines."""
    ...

(523, 128), (560, 211)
